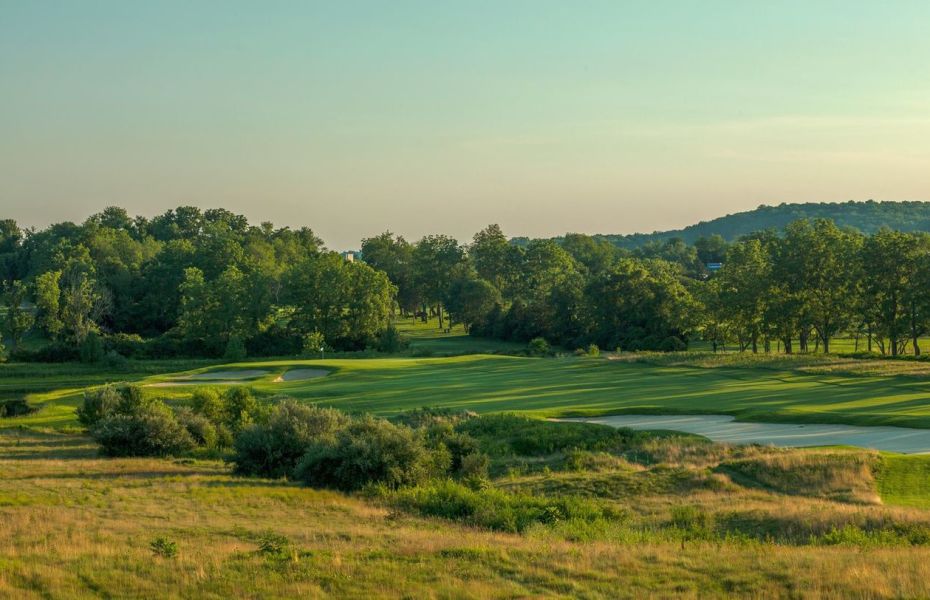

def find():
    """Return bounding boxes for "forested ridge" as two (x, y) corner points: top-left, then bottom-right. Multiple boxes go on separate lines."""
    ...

(512, 200), (930, 249)
(1, 204), (930, 362)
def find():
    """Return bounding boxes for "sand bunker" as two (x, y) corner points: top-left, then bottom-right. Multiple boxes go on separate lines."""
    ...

(147, 369), (270, 387)
(559, 414), (930, 454)
(274, 368), (329, 382)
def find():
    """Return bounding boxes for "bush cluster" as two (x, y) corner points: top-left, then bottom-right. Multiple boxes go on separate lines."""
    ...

(232, 405), (488, 491)
(80, 384), (266, 457)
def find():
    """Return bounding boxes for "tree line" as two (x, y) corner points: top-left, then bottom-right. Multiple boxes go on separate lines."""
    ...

(0, 207), (394, 360)
(1, 205), (928, 361)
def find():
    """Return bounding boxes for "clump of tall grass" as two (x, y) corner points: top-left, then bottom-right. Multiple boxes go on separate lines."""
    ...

(719, 451), (880, 504)
(379, 479), (624, 533)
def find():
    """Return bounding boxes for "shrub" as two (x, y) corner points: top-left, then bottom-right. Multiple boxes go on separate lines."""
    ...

(91, 400), (195, 457)
(223, 387), (265, 432)
(257, 531), (291, 558)
(79, 332), (105, 364)
(302, 331), (326, 357)
(295, 415), (439, 491)
(659, 336), (687, 352)
(374, 325), (409, 353)
(527, 337), (550, 356)
(232, 401), (349, 478)
(191, 388), (224, 422)
(176, 408), (219, 448)
(223, 335), (247, 361)
(104, 333), (146, 358)
(77, 384), (146, 427)
(425, 423), (482, 475)
(586, 344), (600, 357)
(150, 536), (178, 558)
(104, 350), (128, 368)
(0, 398), (33, 417)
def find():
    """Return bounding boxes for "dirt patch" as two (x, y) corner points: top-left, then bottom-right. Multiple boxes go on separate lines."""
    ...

(274, 368), (329, 383)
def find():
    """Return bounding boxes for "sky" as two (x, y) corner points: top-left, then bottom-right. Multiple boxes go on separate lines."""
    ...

(3, 1), (930, 249)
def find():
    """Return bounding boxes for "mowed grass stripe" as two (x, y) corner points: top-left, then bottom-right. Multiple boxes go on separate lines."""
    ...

(8, 355), (930, 430)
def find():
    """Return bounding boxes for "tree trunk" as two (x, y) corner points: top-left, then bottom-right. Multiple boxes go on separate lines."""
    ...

(783, 337), (792, 354)
(437, 304), (444, 329)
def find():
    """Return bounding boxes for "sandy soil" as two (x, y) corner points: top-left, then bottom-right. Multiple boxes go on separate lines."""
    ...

(559, 414), (930, 454)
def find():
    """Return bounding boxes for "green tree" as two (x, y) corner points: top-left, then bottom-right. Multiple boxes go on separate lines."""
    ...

(782, 220), (862, 353)
(716, 239), (771, 352)
(443, 268), (501, 332)
(1, 281), (34, 352)
(34, 270), (63, 339)
(413, 235), (465, 329)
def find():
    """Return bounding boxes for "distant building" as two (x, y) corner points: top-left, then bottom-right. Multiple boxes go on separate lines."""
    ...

(341, 250), (358, 262)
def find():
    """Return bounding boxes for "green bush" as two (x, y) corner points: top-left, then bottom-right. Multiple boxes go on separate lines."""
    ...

(527, 337), (550, 356)
(149, 536), (178, 558)
(92, 399), (195, 457)
(190, 388), (224, 422)
(79, 332), (105, 364)
(223, 387), (265, 432)
(295, 415), (441, 491)
(175, 408), (219, 449)
(374, 324), (409, 353)
(384, 480), (615, 533)
(77, 384), (146, 427)
(233, 401), (349, 478)
(223, 335), (247, 361)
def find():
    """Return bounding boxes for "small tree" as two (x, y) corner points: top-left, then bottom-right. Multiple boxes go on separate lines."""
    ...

(79, 331), (105, 363)
(302, 331), (326, 357)
(223, 335), (247, 361)
(1, 281), (34, 352)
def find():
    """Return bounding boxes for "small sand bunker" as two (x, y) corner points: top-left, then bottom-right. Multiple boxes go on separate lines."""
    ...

(274, 368), (330, 383)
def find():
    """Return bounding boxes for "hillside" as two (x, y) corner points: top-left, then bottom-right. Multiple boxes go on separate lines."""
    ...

(513, 201), (930, 249)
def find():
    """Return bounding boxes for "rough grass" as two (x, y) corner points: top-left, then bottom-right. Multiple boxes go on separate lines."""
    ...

(719, 450), (881, 505)
(7, 428), (930, 598)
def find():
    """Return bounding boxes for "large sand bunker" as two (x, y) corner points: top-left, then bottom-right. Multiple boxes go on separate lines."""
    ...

(148, 369), (270, 387)
(559, 414), (930, 454)
(274, 368), (329, 382)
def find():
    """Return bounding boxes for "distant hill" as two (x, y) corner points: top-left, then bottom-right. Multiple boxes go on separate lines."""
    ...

(514, 201), (930, 249)
(606, 201), (930, 248)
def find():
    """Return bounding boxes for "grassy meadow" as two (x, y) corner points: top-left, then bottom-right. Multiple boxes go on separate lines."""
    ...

(8, 327), (930, 597)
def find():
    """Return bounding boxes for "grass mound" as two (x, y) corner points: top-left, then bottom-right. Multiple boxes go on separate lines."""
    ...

(719, 451), (881, 504)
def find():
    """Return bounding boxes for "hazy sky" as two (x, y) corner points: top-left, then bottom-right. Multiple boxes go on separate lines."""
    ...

(3, 1), (930, 249)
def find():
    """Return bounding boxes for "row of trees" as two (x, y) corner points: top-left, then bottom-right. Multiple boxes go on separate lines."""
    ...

(0, 207), (394, 358)
(3, 205), (929, 360)
(706, 219), (930, 356)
